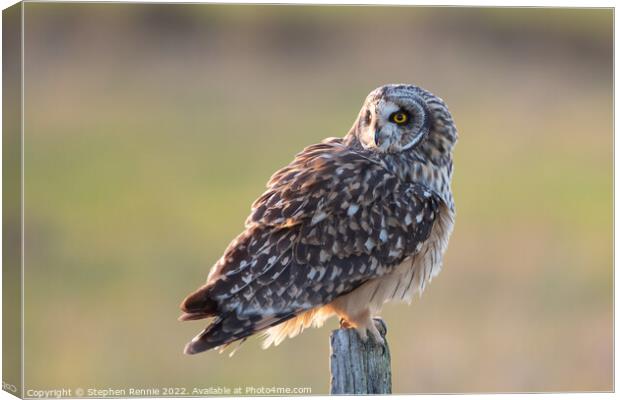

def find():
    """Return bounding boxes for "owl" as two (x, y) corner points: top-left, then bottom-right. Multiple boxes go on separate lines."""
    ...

(180, 84), (457, 354)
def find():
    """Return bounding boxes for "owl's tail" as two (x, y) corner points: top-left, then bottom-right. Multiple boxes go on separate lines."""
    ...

(178, 284), (218, 321)
(179, 284), (241, 354)
(179, 284), (296, 354)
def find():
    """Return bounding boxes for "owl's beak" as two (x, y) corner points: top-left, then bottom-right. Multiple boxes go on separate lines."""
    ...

(373, 129), (382, 146)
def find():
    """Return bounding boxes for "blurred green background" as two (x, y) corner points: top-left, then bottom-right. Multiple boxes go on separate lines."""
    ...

(21, 4), (611, 394)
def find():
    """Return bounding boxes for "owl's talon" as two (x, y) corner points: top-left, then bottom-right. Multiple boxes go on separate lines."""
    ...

(372, 317), (388, 336)
(368, 322), (385, 345)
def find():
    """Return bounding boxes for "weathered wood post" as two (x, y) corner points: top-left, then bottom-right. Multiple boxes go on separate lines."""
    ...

(329, 318), (392, 394)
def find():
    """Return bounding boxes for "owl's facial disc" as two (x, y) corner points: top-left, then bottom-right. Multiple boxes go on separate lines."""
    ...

(359, 97), (429, 153)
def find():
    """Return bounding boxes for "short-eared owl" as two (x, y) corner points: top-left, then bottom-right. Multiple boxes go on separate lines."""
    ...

(180, 84), (457, 354)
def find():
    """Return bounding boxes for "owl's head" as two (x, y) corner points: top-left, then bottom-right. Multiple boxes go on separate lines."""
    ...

(345, 84), (457, 162)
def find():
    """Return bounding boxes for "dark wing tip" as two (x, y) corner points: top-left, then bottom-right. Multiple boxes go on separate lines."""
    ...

(182, 317), (230, 355)
(183, 341), (201, 355)
(183, 328), (220, 355)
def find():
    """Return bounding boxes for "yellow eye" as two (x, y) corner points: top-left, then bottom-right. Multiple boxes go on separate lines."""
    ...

(390, 111), (409, 124)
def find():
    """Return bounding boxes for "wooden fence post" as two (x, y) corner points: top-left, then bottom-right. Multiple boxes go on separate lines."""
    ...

(329, 318), (392, 394)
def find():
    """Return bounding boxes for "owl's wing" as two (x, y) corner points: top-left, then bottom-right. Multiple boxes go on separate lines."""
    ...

(180, 138), (442, 354)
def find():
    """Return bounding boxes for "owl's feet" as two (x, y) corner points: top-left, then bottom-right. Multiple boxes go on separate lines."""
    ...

(352, 316), (385, 345)
(338, 311), (385, 345)
(355, 321), (384, 345)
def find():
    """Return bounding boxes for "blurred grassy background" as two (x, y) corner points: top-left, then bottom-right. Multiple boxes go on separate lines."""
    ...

(21, 4), (611, 394)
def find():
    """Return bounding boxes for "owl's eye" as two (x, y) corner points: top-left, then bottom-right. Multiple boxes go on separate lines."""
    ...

(390, 111), (409, 125)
